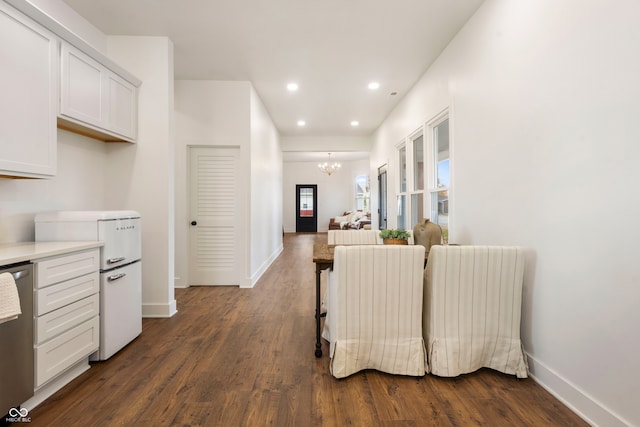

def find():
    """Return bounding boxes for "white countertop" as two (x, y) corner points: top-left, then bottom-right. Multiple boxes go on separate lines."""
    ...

(0, 241), (104, 266)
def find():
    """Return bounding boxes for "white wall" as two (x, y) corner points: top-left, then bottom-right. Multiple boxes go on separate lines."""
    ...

(249, 86), (283, 285)
(281, 135), (371, 152)
(0, 130), (107, 243)
(283, 158), (369, 233)
(371, 1), (640, 425)
(106, 36), (176, 318)
(174, 80), (251, 287)
(175, 81), (283, 288)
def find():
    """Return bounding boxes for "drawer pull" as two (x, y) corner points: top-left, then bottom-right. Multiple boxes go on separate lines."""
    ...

(107, 273), (127, 281)
(107, 257), (126, 264)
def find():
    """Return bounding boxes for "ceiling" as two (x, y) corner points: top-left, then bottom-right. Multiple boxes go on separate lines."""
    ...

(63, 0), (483, 139)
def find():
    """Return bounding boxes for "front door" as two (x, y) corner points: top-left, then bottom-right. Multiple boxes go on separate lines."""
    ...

(296, 184), (317, 232)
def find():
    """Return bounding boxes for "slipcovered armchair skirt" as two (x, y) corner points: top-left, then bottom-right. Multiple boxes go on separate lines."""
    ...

(327, 230), (381, 245)
(322, 245), (427, 379)
(424, 245), (528, 378)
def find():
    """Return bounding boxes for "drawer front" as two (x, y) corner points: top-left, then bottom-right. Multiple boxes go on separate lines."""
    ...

(35, 316), (99, 388)
(36, 272), (99, 315)
(36, 294), (99, 344)
(36, 248), (100, 289)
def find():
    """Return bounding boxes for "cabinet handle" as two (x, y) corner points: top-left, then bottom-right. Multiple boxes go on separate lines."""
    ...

(107, 273), (127, 281)
(107, 257), (126, 264)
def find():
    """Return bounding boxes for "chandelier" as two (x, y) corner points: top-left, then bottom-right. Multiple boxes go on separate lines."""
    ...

(318, 153), (341, 175)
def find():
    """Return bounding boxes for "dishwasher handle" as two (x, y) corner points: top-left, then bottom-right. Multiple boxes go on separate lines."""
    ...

(11, 269), (31, 281)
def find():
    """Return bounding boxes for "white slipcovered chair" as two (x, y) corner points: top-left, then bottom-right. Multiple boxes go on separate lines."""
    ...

(327, 229), (381, 245)
(322, 245), (427, 378)
(423, 245), (528, 378)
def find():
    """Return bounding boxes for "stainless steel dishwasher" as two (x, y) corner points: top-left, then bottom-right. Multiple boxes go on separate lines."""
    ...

(0, 262), (34, 417)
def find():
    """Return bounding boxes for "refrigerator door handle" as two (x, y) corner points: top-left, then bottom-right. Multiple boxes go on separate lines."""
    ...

(107, 256), (126, 264)
(107, 272), (127, 281)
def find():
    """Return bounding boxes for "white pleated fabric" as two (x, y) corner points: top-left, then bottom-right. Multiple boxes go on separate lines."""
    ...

(424, 245), (528, 378)
(327, 230), (381, 245)
(322, 245), (426, 378)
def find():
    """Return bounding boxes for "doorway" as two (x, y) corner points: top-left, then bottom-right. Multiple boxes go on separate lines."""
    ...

(378, 165), (388, 230)
(188, 146), (241, 285)
(296, 184), (317, 232)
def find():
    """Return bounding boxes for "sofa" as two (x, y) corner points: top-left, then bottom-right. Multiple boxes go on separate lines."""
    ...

(328, 211), (371, 230)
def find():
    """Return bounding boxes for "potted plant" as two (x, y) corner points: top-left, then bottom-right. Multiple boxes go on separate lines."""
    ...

(379, 229), (410, 245)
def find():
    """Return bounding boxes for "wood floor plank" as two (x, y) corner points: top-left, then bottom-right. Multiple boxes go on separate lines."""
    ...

(24, 233), (589, 427)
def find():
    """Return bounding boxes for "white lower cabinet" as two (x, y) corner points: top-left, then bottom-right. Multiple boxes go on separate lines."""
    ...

(35, 316), (99, 387)
(36, 293), (99, 344)
(34, 249), (100, 389)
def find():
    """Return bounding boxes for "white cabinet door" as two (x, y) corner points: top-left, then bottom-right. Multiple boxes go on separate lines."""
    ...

(107, 72), (137, 140)
(0, 3), (57, 178)
(60, 44), (107, 129)
(35, 316), (99, 387)
(59, 42), (137, 142)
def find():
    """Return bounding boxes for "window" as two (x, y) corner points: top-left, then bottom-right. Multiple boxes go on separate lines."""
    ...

(413, 135), (424, 191)
(409, 133), (424, 230)
(427, 115), (450, 242)
(397, 144), (407, 229)
(397, 131), (425, 231)
(299, 187), (314, 217)
(355, 175), (369, 212)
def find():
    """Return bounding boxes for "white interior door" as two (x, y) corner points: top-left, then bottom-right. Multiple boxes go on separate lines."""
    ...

(189, 146), (241, 285)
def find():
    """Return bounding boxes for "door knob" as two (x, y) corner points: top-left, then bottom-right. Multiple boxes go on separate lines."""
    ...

(191, 221), (197, 226)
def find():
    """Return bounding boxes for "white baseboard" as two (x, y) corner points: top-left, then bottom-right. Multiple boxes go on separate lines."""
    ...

(142, 299), (177, 318)
(526, 352), (630, 427)
(243, 244), (284, 288)
(174, 276), (189, 288)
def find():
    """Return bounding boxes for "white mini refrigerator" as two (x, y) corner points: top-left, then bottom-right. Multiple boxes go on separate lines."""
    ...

(35, 210), (142, 361)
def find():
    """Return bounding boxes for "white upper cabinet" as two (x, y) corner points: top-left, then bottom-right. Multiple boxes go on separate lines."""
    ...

(0, 2), (57, 178)
(108, 72), (137, 139)
(59, 43), (138, 142)
(60, 45), (107, 129)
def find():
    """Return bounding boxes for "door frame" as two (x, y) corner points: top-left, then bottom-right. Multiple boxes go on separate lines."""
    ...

(295, 184), (318, 232)
(378, 164), (388, 230)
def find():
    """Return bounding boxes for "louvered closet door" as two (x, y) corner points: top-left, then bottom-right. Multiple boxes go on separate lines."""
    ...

(189, 147), (241, 285)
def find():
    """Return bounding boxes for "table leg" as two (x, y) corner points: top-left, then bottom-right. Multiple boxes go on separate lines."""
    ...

(315, 268), (323, 357)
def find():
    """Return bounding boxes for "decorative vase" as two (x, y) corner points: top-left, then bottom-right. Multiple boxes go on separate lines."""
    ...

(383, 238), (408, 245)
(412, 218), (443, 256)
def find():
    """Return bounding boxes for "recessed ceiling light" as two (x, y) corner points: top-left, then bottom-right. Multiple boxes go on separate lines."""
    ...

(297, 120), (306, 126)
(368, 82), (380, 90)
(350, 121), (359, 127)
(287, 83), (299, 91)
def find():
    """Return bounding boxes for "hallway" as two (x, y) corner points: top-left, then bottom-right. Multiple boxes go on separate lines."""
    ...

(26, 233), (587, 426)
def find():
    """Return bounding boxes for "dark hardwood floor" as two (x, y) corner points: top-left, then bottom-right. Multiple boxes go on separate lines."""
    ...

(26, 233), (588, 426)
